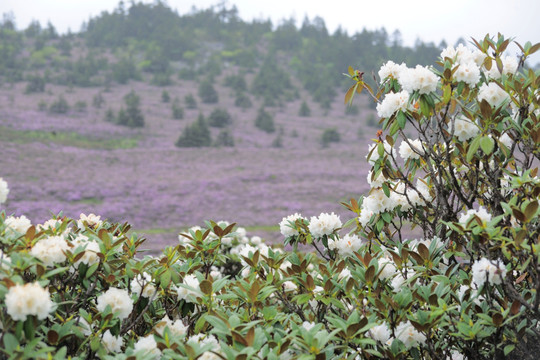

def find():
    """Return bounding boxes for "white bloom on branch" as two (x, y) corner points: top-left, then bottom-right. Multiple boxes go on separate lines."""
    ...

(72, 236), (100, 267)
(96, 287), (133, 320)
(471, 257), (507, 287)
(134, 335), (161, 359)
(363, 188), (394, 214)
(176, 274), (200, 302)
(368, 323), (391, 343)
(454, 61), (481, 86)
(395, 320), (426, 348)
(77, 213), (103, 229)
(376, 90), (410, 118)
(155, 315), (188, 337)
(0, 177), (9, 204)
(5, 282), (54, 321)
(366, 141), (397, 165)
(279, 213), (305, 237)
(4, 215), (32, 235)
(308, 212), (342, 239)
(378, 61), (407, 82)
(302, 321), (316, 331)
(484, 55), (519, 79)
(399, 139), (423, 160)
(441, 44), (486, 67)
(102, 330), (123, 353)
(328, 234), (362, 256)
(30, 235), (69, 267)
(478, 82), (510, 107)
(379, 258), (397, 280)
(459, 206), (492, 227)
(499, 132), (513, 149)
(399, 65), (439, 94)
(131, 272), (157, 299)
(367, 170), (391, 189)
(453, 116), (479, 142)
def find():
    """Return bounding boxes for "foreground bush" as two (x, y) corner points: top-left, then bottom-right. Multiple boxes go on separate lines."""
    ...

(0, 34), (539, 359)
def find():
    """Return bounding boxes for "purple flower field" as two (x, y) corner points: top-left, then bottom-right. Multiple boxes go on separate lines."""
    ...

(0, 77), (381, 251)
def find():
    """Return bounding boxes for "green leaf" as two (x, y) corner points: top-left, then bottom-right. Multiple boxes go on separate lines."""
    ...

(466, 137), (481, 162)
(2, 333), (18, 353)
(480, 136), (494, 155)
(504, 344), (515, 356)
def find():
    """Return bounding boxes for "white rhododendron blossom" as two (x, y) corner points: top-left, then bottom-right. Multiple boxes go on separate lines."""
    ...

(363, 188), (395, 214)
(76, 317), (92, 336)
(484, 55), (519, 79)
(282, 280), (297, 291)
(459, 206), (492, 226)
(4, 215), (32, 235)
(72, 236), (101, 267)
(96, 287), (133, 319)
(328, 234), (362, 256)
(472, 258), (507, 286)
(378, 60), (407, 82)
(399, 139), (423, 160)
(398, 65), (439, 94)
(366, 141), (397, 165)
(0, 177), (8, 204)
(131, 272), (157, 298)
(279, 213), (304, 237)
(77, 213), (103, 229)
(0, 249), (11, 271)
(302, 321), (316, 331)
(308, 212), (342, 238)
(395, 321), (427, 348)
(453, 116), (480, 142)
(454, 61), (481, 86)
(154, 315), (188, 337)
(176, 274), (200, 302)
(366, 170), (391, 189)
(134, 335), (161, 359)
(477, 82), (510, 107)
(378, 258), (397, 280)
(376, 90), (410, 118)
(30, 236), (69, 267)
(369, 323), (391, 343)
(440, 44), (486, 66)
(499, 132), (513, 149)
(5, 282), (54, 321)
(102, 330), (123, 353)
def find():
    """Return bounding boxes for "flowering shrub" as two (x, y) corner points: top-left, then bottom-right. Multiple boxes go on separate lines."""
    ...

(0, 34), (539, 359)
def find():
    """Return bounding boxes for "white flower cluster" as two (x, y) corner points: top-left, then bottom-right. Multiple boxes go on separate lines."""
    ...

(399, 139), (423, 160)
(366, 141), (396, 165)
(398, 65), (439, 94)
(471, 257), (507, 287)
(134, 335), (161, 359)
(368, 322), (391, 343)
(176, 274), (200, 302)
(376, 90), (410, 118)
(484, 55), (518, 79)
(30, 235), (69, 267)
(440, 44), (486, 67)
(478, 82), (510, 107)
(458, 206), (492, 227)
(359, 179), (432, 227)
(4, 215), (32, 235)
(0, 177), (9, 204)
(308, 212), (342, 238)
(279, 213), (305, 237)
(102, 330), (123, 353)
(96, 287), (133, 319)
(77, 213), (103, 229)
(378, 61), (407, 83)
(454, 61), (481, 86)
(5, 282), (54, 321)
(131, 272), (157, 298)
(394, 320), (427, 348)
(187, 334), (221, 359)
(71, 235), (101, 267)
(453, 116), (479, 142)
(328, 233), (362, 256)
(154, 315), (188, 337)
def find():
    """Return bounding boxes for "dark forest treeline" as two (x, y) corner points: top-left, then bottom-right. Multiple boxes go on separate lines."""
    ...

(0, 1), (446, 106)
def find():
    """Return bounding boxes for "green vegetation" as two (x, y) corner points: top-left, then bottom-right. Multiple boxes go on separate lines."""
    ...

(184, 93), (197, 109)
(24, 74), (46, 93)
(254, 107), (275, 133)
(48, 95), (69, 114)
(171, 98), (184, 120)
(115, 90), (145, 128)
(208, 108), (232, 128)
(321, 128), (341, 147)
(198, 78), (219, 104)
(161, 90), (170, 103)
(213, 129), (235, 147)
(298, 100), (311, 117)
(0, 125), (138, 149)
(175, 113), (212, 148)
